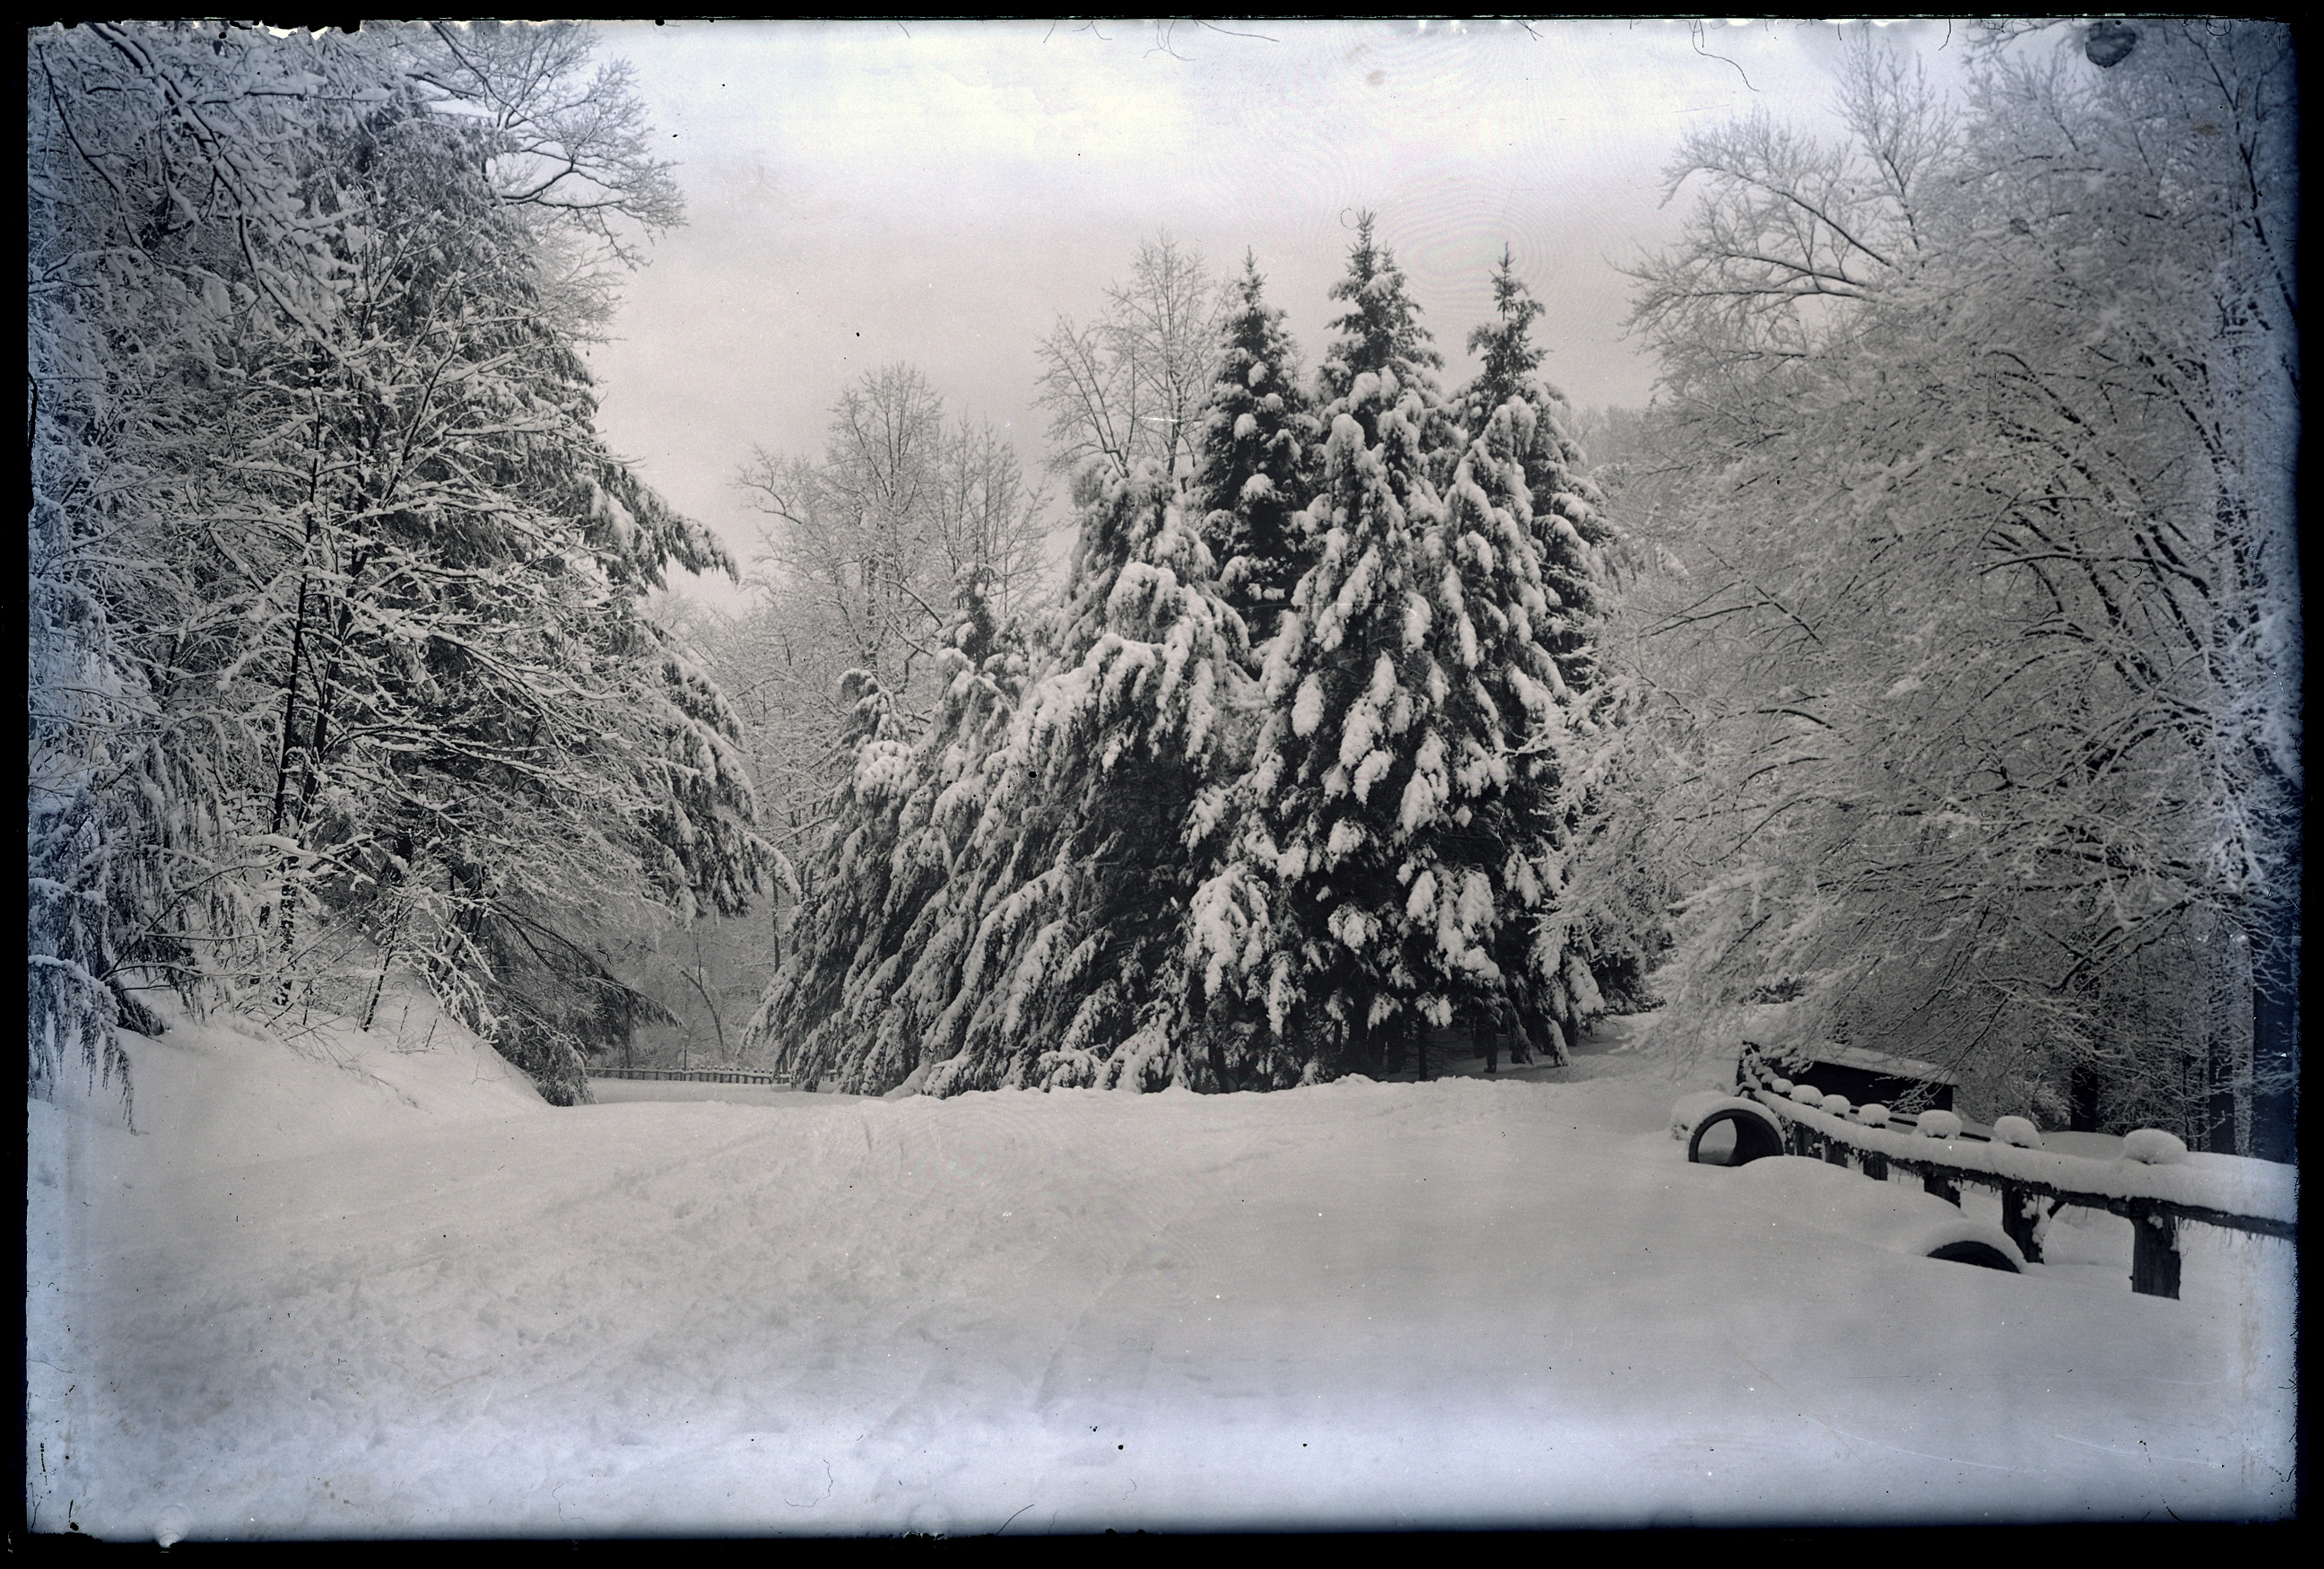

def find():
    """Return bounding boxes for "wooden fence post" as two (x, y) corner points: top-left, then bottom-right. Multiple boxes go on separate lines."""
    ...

(2128, 1202), (2181, 1299)
(1860, 1150), (1887, 1181)
(1824, 1134), (1850, 1168)
(1923, 1170), (1961, 1207)
(2000, 1183), (2043, 1263)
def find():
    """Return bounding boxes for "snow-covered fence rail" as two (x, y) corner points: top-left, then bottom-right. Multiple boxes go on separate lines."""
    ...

(1674, 1068), (2295, 1302)
(591, 1068), (792, 1085)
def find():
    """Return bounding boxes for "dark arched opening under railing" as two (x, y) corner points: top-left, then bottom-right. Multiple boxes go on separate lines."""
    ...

(1687, 1107), (1787, 1167)
(1925, 1240), (2021, 1273)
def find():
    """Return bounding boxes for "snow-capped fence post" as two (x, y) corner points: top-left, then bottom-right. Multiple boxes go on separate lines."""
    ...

(2128, 1202), (2181, 1299)
(1922, 1171), (1961, 1207)
(2000, 1184), (2043, 1263)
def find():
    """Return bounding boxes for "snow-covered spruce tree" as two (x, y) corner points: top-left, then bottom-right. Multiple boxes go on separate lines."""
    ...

(1192, 253), (1318, 650)
(741, 658), (924, 1086)
(900, 466), (1257, 1095)
(1456, 248), (1615, 693)
(1239, 365), (1585, 1078)
(1316, 213), (1446, 411)
(1455, 250), (1649, 1019)
(743, 568), (1033, 1091)
(1443, 404), (1606, 1065)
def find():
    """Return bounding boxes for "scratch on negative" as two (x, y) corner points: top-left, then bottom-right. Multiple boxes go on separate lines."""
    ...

(1826, 1425), (2036, 1473)
(2052, 1432), (2215, 1466)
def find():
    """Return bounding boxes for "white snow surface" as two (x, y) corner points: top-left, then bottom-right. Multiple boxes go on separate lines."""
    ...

(27, 1015), (2295, 1537)
(1725, 1157), (2024, 1269)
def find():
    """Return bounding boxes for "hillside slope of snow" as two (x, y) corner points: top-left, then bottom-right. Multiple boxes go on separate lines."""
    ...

(25, 1018), (2294, 1538)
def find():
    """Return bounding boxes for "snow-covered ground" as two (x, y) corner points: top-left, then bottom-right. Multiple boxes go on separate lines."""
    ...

(27, 1008), (2296, 1538)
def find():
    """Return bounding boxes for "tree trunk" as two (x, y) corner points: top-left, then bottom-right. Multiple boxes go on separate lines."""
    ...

(2066, 1063), (2103, 1134)
(2249, 931), (2297, 1164)
(2205, 1021), (2241, 1155)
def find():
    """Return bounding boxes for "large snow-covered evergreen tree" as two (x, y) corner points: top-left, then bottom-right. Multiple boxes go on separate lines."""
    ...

(915, 468), (1256, 1094)
(1191, 254), (1317, 650)
(749, 457), (1263, 1095)
(1237, 363), (1587, 1077)
(1453, 251), (1644, 1021)
(743, 568), (1031, 1091)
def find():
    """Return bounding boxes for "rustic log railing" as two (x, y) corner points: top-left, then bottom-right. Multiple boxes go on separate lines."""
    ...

(590, 1067), (792, 1085)
(1724, 1072), (2294, 1301)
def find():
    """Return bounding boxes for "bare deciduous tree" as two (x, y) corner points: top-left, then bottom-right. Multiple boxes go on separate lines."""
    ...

(1606, 22), (2297, 1154)
(1036, 233), (1226, 492)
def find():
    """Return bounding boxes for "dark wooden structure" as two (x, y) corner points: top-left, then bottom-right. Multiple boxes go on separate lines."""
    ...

(1741, 1042), (1957, 1111)
(590, 1067), (790, 1085)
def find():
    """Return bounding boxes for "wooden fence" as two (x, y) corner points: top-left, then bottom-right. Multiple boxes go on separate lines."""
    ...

(1709, 1070), (2294, 1301)
(590, 1067), (793, 1085)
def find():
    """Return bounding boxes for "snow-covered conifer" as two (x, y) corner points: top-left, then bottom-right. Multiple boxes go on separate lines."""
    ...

(891, 468), (1257, 1095)
(1192, 254), (1317, 649)
(1458, 249), (1615, 693)
(1316, 213), (1446, 412)
(744, 567), (1032, 1090)
(1241, 368), (1510, 1076)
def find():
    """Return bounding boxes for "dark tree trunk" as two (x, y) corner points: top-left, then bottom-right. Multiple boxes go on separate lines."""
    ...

(2249, 931), (2297, 1164)
(2205, 1025), (2241, 1155)
(2066, 1063), (2103, 1134)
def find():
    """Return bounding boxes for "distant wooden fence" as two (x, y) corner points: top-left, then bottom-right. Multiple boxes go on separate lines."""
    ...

(590, 1067), (793, 1085)
(1700, 1067), (2294, 1302)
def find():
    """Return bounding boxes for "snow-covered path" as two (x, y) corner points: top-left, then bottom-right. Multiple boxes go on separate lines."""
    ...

(27, 1021), (2295, 1538)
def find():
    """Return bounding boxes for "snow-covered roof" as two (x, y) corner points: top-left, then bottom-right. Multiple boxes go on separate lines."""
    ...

(1806, 1044), (1958, 1085)
(1743, 1037), (1957, 1085)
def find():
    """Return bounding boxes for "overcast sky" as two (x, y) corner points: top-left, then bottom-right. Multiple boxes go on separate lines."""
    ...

(578, 18), (1970, 611)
